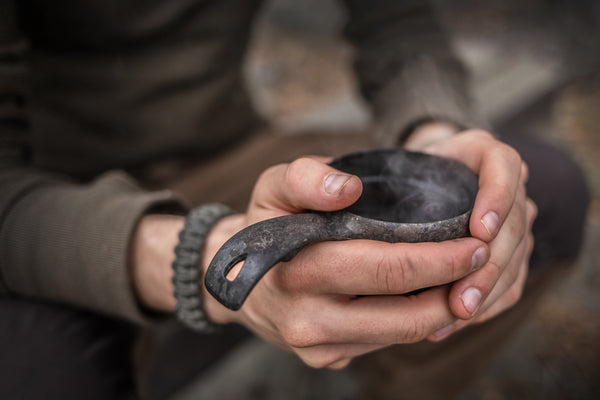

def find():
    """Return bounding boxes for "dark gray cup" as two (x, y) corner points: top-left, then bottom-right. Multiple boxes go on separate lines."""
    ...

(205, 149), (478, 310)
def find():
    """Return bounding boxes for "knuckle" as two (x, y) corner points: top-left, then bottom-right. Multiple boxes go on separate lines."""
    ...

(485, 259), (504, 282)
(257, 163), (285, 188)
(285, 157), (313, 188)
(405, 319), (429, 343)
(497, 143), (522, 166)
(328, 358), (352, 370)
(374, 251), (410, 293)
(526, 232), (535, 255)
(447, 249), (465, 280)
(253, 163), (286, 203)
(501, 262), (528, 310)
(515, 207), (528, 238)
(464, 129), (494, 140)
(281, 318), (325, 348)
(506, 204), (528, 240)
(521, 161), (530, 183)
(506, 281), (524, 308)
(303, 358), (329, 369)
(527, 198), (538, 223)
(506, 261), (521, 287)
(397, 315), (428, 343)
(298, 352), (341, 370)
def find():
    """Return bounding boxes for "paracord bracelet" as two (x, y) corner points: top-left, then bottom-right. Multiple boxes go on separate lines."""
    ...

(172, 204), (235, 331)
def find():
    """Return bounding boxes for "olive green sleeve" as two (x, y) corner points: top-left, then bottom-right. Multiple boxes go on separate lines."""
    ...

(343, 0), (487, 145)
(0, 169), (187, 324)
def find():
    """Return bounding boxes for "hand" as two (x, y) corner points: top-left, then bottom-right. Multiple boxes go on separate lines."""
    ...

(200, 157), (490, 369)
(409, 129), (537, 341)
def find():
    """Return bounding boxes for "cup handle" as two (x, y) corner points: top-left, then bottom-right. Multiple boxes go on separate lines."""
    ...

(205, 210), (471, 310)
(204, 213), (335, 310)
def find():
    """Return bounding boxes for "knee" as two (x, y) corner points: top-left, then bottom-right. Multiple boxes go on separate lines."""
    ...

(518, 139), (590, 264)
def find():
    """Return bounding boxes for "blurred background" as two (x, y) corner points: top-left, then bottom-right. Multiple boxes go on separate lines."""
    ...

(169, 0), (600, 398)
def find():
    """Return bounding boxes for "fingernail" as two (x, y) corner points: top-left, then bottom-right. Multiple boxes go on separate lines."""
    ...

(481, 211), (499, 236)
(324, 173), (352, 195)
(431, 324), (454, 340)
(471, 246), (488, 270)
(460, 287), (482, 316)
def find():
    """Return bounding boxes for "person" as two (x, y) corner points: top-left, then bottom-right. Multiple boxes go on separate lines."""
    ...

(0, 0), (589, 398)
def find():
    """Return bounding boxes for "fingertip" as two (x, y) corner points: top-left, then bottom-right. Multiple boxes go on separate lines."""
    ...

(340, 174), (363, 199)
(324, 173), (352, 195)
(471, 245), (489, 271)
(271, 157), (361, 211)
(449, 272), (488, 320)
(449, 291), (477, 320)
(323, 172), (362, 205)
(481, 211), (500, 237)
(470, 209), (500, 242)
(459, 287), (483, 316)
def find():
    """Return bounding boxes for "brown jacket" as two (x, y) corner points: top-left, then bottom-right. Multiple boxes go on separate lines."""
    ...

(0, 0), (480, 323)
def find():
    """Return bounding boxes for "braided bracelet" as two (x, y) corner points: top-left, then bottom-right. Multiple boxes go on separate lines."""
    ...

(172, 204), (235, 331)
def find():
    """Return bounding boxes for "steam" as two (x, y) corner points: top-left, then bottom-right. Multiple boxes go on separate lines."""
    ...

(341, 150), (477, 223)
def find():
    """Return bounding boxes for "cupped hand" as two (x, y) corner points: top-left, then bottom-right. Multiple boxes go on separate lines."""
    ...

(417, 130), (537, 341)
(200, 156), (490, 369)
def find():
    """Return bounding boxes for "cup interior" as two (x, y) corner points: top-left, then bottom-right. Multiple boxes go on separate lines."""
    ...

(329, 149), (478, 223)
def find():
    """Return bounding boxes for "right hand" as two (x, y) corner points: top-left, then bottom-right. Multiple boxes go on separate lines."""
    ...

(200, 157), (489, 369)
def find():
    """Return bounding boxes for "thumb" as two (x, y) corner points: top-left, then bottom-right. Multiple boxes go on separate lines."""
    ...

(249, 157), (363, 216)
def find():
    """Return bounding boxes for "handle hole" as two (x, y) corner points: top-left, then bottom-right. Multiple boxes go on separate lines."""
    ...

(226, 260), (245, 282)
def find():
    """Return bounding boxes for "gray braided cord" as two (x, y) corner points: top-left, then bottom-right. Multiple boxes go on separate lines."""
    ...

(172, 204), (235, 331)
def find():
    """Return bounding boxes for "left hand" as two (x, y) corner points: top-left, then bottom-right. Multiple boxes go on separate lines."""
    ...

(406, 128), (537, 341)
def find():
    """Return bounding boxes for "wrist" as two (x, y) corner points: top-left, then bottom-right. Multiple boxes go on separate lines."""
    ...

(130, 214), (184, 313)
(403, 121), (461, 151)
(200, 213), (247, 324)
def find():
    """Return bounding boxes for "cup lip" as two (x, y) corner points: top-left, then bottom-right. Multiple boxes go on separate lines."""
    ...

(329, 147), (447, 168)
(336, 207), (473, 228)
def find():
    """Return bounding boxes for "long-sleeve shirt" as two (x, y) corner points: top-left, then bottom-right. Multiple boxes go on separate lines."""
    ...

(0, 0), (480, 324)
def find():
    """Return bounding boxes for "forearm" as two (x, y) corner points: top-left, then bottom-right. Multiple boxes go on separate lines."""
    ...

(0, 170), (187, 323)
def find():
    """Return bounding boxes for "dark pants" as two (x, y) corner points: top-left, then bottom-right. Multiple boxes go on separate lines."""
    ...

(0, 131), (590, 399)
(0, 299), (136, 399)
